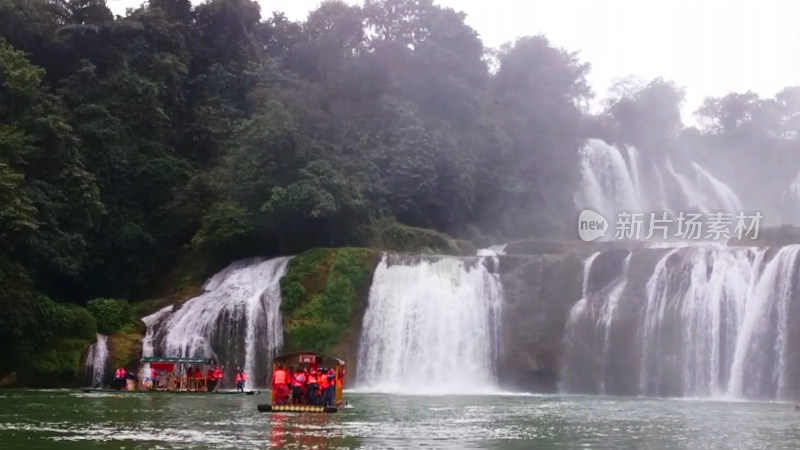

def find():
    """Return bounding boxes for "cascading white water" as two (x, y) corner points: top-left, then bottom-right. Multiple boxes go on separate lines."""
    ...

(575, 139), (743, 226)
(559, 252), (599, 393)
(599, 254), (631, 394)
(561, 251), (630, 394)
(84, 334), (109, 387)
(582, 252), (600, 298)
(141, 306), (173, 359)
(563, 244), (800, 400)
(728, 245), (800, 399)
(624, 145), (644, 208)
(144, 257), (290, 387)
(666, 159), (743, 214)
(638, 246), (764, 397)
(243, 258), (287, 383)
(139, 305), (174, 381)
(574, 139), (644, 222)
(689, 162), (743, 214)
(356, 254), (503, 394)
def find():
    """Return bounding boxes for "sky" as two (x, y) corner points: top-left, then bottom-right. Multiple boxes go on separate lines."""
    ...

(108, 0), (800, 121)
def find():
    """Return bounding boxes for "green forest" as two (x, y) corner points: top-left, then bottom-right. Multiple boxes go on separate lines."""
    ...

(1, 0), (798, 384)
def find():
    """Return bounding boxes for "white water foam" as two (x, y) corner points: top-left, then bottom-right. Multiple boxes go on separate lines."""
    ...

(357, 254), (503, 394)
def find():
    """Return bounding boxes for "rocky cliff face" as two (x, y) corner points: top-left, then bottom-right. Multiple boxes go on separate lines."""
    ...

(559, 248), (669, 395)
(495, 254), (584, 392)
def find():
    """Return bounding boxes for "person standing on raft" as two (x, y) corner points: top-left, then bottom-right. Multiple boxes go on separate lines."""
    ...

(321, 367), (335, 406)
(207, 365), (223, 392)
(272, 365), (289, 404)
(306, 369), (319, 405)
(235, 367), (247, 392)
(112, 366), (126, 390)
(291, 370), (306, 404)
(214, 366), (223, 391)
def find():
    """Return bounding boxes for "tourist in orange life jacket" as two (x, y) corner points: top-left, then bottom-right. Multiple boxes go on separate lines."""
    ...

(112, 366), (126, 390)
(291, 370), (306, 404)
(235, 367), (246, 392)
(148, 367), (157, 390)
(320, 368), (336, 407)
(213, 366), (224, 391)
(307, 369), (319, 404)
(272, 365), (290, 404)
(207, 366), (218, 392)
(318, 368), (329, 406)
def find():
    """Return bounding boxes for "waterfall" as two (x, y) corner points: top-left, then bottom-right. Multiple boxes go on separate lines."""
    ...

(139, 305), (174, 381)
(143, 257), (290, 388)
(728, 245), (800, 399)
(561, 251), (630, 394)
(574, 139), (644, 222)
(84, 334), (108, 387)
(562, 244), (800, 400)
(356, 253), (503, 394)
(599, 254), (631, 394)
(575, 139), (743, 225)
(582, 252), (600, 298)
(689, 162), (743, 214)
(624, 145), (644, 208)
(637, 246), (764, 397)
(141, 305), (173, 359)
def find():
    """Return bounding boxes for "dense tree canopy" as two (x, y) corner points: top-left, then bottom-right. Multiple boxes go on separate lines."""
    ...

(693, 87), (800, 223)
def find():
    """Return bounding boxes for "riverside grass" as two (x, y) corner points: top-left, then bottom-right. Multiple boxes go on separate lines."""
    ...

(280, 248), (380, 355)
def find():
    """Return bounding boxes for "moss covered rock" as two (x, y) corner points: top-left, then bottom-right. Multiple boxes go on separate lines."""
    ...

(280, 248), (380, 358)
(26, 337), (95, 387)
(363, 218), (476, 255)
(107, 332), (143, 373)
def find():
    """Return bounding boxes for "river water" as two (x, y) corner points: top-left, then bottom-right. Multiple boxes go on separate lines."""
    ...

(2, 390), (800, 449)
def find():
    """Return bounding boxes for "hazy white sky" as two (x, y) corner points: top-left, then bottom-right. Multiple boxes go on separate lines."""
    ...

(109, 0), (800, 119)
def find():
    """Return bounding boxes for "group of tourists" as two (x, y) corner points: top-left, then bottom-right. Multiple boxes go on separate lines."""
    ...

(271, 365), (339, 407)
(111, 362), (246, 392)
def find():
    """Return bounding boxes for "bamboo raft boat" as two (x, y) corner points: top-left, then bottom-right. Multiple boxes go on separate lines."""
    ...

(257, 351), (345, 414)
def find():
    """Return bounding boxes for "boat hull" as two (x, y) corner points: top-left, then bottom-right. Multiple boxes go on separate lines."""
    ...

(257, 404), (338, 413)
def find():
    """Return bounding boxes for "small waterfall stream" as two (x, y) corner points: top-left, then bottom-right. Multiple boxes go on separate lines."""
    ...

(84, 334), (109, 387)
